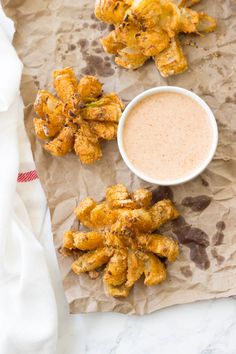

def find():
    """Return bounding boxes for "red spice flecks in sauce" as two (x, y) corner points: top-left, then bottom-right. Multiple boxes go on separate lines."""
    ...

(123, 92), (213, 181)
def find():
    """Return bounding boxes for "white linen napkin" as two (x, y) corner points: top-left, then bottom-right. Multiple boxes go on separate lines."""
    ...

(0, 26), (22, 111)
(0, 23), (58, 354)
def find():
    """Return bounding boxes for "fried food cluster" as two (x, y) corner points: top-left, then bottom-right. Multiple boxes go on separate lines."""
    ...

(63, 184), (180, 297)
(95, 0), (217, 77)
(33, 67), (124, 164)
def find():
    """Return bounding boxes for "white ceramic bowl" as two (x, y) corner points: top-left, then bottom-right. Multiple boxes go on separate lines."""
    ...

(117, 86), (218, 186)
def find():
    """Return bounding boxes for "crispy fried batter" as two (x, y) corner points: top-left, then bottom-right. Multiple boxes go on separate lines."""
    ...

(197, 13), (217, 33)
(53, 67), (80, 118)
(106, 283), (131, 297)
(74, 124), (102, 164)
(113, 14), (170, 56)
(103, 248), (128, 286)
(109, 208), (153, 235)
(137, 29), (170, 56)
(101, 30), (125, 54)
(178, 7), (199, 33)
(33, 90), (65, 139)
(158, 2), (180, 37)
(115, 47), (149, 69)
(104, 232), (126, 248)
(126, 250), (145, 287)
(120, 208), (153, 233)
(89, 121), (118, 140)
(74, 135), (102, 164)
(95, 0), (132, 25)
(131, 0), (163, 29)
(53, 67), (78, 102)
(79, 121), (100, 144)
(106, 184), (136, 209)
(89, 93), (125, 110)
(96, 0), (216, 76)
(132, 188), (152, 208)
(150, 199), (180, 230)
(115, 20), (141, 49)
(34, 90), (64, 119)
(65, 185), (180, 297)
(74, 197), (97, 229)
(75, 188), (179, 233)
(64, 230), (104, 250)
(44, 125), (75, 156)
(80, 105), (121, 122)
(72, 247), (113, 274)
(137, 233), (179, 262)
(154, 37), (188, 77)
(78, 75), (103, 103)
(90, 203), (118, 229)
(34, 68), (124, 162)
(144, 253), (167, 286)
(178, 0), (201, 8)
(33, 118), (62, 140)
(63, 231), (75, 250)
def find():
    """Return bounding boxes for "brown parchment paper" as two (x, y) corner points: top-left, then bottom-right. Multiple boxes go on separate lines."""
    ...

(3, 0), (236, 315)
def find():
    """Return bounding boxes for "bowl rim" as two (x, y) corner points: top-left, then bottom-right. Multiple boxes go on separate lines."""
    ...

(117, 86), (218, 186)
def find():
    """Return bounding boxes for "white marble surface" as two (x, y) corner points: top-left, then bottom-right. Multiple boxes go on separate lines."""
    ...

(41, 209), (236, 354)
(60, 300), (236, 354)
(1, 5), (236, 354)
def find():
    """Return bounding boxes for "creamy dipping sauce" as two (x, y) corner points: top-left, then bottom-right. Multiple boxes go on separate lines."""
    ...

(123, 92), (213, 182)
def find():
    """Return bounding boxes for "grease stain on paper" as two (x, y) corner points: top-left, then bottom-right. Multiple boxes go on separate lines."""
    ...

(181, 195), (212, 212)
(201, 178), (209, 187)
(92, 39), (98, 47)
(152, 186), (173, 203)
(94, 47), (103, 54)
(225, 94), (236, 103)
(211, 249), (225, 265)
(212, 221), (226, 246)
(172, 216), (210, 270)
(33, 75), (40, 89)
(68, 44), (76, 51)
(180, 266), (193, 278)
(77, 39), (115, 77)
(90, 22), (108, 31)
(77, 38), (89, 50)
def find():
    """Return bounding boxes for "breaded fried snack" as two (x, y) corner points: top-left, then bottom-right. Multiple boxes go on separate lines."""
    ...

(33, 67), (124, 163)
(95, 0), (216, 77)
(63, 185), (180, 297)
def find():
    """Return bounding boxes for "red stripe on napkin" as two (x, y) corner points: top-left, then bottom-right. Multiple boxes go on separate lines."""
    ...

(17, 170), (39, 183)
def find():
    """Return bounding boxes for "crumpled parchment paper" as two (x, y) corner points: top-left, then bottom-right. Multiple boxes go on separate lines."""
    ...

(3, 0), (236, 314)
